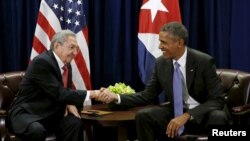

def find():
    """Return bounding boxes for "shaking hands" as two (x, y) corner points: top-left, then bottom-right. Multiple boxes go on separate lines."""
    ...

(90, 88), (118, 104)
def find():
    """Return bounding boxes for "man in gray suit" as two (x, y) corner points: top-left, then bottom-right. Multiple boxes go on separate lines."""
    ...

(96, 22), (229, 141)
(8, 30), (98, 141)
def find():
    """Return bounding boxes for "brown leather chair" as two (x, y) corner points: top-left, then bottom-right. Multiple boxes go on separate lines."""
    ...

(177, 69), (250, 141)
(217, 69), (250, 124)
(0, 71), (56, 141)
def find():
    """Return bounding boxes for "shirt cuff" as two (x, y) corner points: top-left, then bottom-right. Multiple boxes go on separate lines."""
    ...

(116, 94), (121, 104)
(190, 115), (194, 120)
(83, 91), (92, 106)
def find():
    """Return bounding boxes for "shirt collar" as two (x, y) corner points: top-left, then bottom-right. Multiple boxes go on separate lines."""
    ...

(53, 51), (65, 70)
(173, 46), (187, 68)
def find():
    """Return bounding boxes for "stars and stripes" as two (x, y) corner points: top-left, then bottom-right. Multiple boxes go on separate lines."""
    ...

(31, 0), (91, 90)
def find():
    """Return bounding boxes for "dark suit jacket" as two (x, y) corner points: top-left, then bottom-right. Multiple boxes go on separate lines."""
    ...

(120, 47), (225, 123)
(8, 50), (87, 134)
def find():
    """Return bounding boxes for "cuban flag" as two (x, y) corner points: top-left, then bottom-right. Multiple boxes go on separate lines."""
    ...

(138, 0), (182, 84)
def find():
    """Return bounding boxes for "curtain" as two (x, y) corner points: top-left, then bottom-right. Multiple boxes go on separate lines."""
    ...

(87, 0), (144, 90)
(0, 0), (40, 72)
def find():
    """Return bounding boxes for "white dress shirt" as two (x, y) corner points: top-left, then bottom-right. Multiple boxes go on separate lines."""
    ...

(53, 51), (91, 106)
(173, 47), (199, 109)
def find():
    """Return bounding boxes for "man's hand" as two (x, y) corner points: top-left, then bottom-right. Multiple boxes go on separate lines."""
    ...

(89, 90), (100, 99)
(166, 112), (190, 138)
(95, 88), (118, 104)
(64, 105), (81, 118)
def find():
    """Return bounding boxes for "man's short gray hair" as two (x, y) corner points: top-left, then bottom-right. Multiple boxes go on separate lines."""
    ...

(161, 21), (188, 45)
(50, 30), (76, 50)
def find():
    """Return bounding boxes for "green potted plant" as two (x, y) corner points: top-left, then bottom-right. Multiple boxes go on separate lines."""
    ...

(107, 82), (135, 110)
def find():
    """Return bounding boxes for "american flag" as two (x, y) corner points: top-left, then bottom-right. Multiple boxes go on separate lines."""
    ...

(31, 0), (91, 90)
(138, 0), (181, 84)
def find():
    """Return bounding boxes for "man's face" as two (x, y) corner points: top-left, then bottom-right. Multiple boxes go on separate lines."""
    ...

(158, 31), (182, 60)
(55, 36), (79, 64)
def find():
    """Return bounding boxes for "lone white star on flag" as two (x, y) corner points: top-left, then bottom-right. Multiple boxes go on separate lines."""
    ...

(141, 0), (169, 22)
(138, 0), (182, 84)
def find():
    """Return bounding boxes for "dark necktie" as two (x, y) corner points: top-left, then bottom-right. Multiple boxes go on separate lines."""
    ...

(62, 64), (68, 88)
(173, 62), (184, 135)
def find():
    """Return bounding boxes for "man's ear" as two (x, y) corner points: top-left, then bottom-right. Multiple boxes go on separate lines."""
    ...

(176, 39), (184, 49)
(179, 38), (185, 46)
(54, 41), (60, 50)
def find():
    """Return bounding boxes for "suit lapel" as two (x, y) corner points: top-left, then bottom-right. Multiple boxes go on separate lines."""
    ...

(68, 64), (72, 88)
(186, 48), (196, 90)
(167, 59), (174, 88)
(47, 51), (63, 82)
(164, 59), (174, 99)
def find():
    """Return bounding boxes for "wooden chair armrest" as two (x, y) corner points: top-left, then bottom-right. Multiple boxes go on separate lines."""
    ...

(0, 110), (11, 141)
(231, 104), (250, 115)
(0, 110), (7, 127)
(0, 110), (7, 115)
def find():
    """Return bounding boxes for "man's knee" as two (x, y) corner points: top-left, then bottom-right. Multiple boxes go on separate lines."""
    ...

(208, 110), (228, 124)
(135, 108), (153, 121)
(209, 110), (227, 119)
(25, 122), (46, 140)
(64, 115), (83, 130)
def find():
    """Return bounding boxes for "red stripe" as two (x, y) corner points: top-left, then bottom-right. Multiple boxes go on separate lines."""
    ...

(72, 28), (92, 90)
(32, 36), (47, 54)
(74, 50), (92, 90)
(72, 83), (76, 90)
(37, 11), (56, 40)
(82, 28), (89, 45)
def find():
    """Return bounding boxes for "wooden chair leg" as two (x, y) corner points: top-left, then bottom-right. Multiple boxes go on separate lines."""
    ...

(84, 125), (94, 141)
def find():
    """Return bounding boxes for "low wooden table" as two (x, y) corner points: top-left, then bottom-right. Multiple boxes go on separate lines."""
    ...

(81, 104), (154, 141)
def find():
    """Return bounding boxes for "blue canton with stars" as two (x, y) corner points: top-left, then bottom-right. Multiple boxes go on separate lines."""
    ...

(46, 0), (87, 33)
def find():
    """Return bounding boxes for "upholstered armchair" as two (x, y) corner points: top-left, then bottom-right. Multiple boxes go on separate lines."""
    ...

(177, 69), (250, 141)
(0, 71), (56, 141)
(217, 69), (250, 125)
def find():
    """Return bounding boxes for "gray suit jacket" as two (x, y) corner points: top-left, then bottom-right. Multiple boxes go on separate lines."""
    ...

(8, 50), (87, 134)
(120, 47), (225, 123)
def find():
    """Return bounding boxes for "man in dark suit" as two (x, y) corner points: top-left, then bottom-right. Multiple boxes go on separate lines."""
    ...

(8, 30), (98, 141)
(96, 22), (229, 141)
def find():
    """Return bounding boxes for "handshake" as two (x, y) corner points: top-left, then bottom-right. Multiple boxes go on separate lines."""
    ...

(90, 88), (119, 104)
